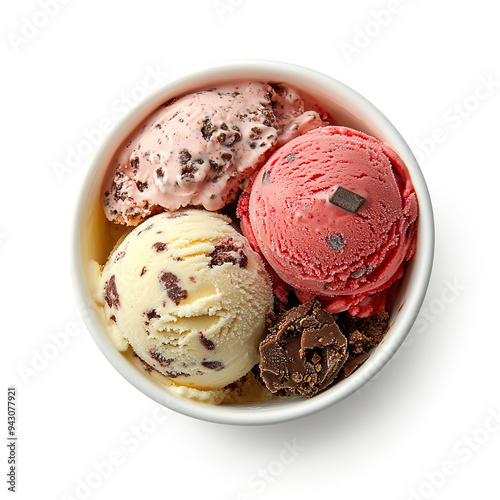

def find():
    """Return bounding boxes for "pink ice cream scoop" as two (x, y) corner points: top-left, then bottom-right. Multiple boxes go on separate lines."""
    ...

(103, 82), (328, 226)
(238, 126), (418, 317)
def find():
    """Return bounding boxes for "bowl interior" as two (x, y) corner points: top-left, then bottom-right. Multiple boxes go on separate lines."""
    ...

(74, 61), (434, 425)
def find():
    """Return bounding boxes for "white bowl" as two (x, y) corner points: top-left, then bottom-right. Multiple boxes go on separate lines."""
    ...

(73, 60), (434, 425)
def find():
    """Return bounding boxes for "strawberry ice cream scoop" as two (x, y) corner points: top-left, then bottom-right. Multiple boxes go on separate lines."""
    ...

(240, 126), (418, 316)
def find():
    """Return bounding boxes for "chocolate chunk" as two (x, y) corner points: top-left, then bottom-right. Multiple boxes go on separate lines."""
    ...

(209, 237), (248, 268)
(104, 275), (120, 309)
(145, 309), (160, 321)
(149, 350), (173, 367)
(180, 161), (199, 182)
(152, 242), (167, 252)
(136, 180), (148, 192)
(329, 186), (365, 213)
(114, 251), (126, 262)
(156, 167), (164, 179)
(179, 149), (192, 165)
(209, 160), (223, 174)
(250, 126), (262, 140)
(201, 117), (216, 140)
(201, 360), (224, 371)
(130, 157), (140, 173)
(337, 311), (389, 354)
(109, 315), (116, 323)
(327, 234), (345, 251)
(258, 300), (348, 397)
(199, 332), (215, 351)
(159, 271), (188, 305)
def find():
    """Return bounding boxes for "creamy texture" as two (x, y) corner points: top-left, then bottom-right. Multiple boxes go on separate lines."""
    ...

(103, 82), (328, 226)
(95, 210), (273, 390)
(240, 126), (418, 317)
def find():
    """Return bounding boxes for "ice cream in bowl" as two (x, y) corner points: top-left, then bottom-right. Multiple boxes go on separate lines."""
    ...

(73, 60), (434, 425)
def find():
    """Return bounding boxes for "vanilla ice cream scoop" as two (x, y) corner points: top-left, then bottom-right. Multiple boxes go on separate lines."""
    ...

(96, 210), (273, 389)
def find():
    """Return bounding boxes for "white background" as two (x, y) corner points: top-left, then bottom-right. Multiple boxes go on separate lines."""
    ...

(1, 1), (499, 499)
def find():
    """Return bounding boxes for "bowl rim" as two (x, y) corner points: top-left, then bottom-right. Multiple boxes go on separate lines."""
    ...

(72, 59), (435, 425)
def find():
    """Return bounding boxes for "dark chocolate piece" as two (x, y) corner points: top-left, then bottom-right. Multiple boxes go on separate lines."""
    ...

(259, 300), (348, 397)
(199, 332), (215, 351)
(159, 271), (188, 305)
(326, 234), (345, 251)
(148, 350), (173, 367)
(145, 309), (160, 321)
(201, 360), (224, 371)
(104, 275), (120, 309)
(114, 251), (126, 262)
(329, 186), (365, 213)
(209, 237), (248, 268)
(152, 242), (167, 252)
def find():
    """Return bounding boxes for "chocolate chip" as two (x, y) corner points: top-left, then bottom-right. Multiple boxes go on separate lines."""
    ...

(250, 127), (262, 140)
(159, 271), (188, 305)
(327, 234), (345, 251)
(201, 360), (224, 371)
(136, 180), (148, 192)
(152, 242), (167, 252)
(109, 315), (116, 323)
(262, 170), (271, 184)
(329, 186), (365, 213)
(209, 160), (223, 174)
(130, 157), (140, 172)
(104, 275), (120, 309)
(262, 109), (274, 127)
(199, 332), (215, 350)
(201, 117), (216, 140)
(114, 251), (125, 262)
(156, 167), (164, 179)
(179, 149), (191, 165)
(149, 350), (173, 367)
(209, 237), (248, 268)
(180, 161), (198, 182)
(145, 309), (160, 320)
(140, 267), (148, 276)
